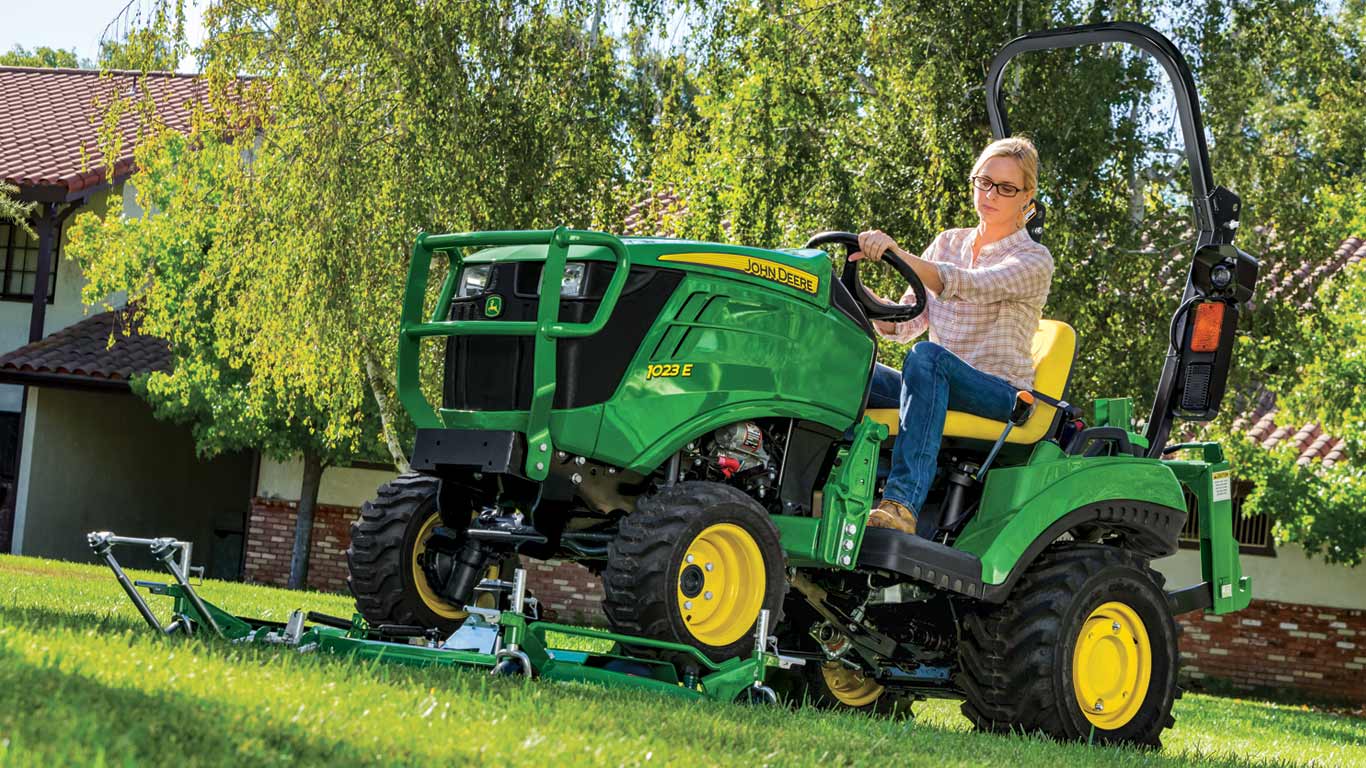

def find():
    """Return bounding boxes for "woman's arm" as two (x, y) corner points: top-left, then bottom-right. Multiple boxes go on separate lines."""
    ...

(934, 248), (1053, 304)
(854, 230), (946, 294)
(857, 231), (939, 342)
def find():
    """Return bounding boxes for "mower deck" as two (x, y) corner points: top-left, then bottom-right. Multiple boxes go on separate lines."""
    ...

(87, 531), (786, 706)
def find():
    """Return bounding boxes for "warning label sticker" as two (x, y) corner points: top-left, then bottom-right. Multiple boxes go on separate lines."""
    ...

(1212, 470), (1232, 502)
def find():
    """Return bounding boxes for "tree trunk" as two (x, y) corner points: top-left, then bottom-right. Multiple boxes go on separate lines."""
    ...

(365, 353), (410, 473)
(288, 451), (325, 590)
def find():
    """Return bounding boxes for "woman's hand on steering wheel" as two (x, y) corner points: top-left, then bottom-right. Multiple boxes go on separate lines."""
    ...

(851, 229), (912, 263)
(801, 230), (928, 323)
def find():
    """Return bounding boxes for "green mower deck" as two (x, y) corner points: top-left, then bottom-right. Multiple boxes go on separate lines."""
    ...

(86, 531), (785, 706)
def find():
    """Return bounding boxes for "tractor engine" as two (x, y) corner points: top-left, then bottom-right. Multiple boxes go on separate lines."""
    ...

(676, 420), (785, 504)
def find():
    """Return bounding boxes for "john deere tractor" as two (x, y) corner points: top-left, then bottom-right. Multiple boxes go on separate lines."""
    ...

(347, 22), (1257, 746)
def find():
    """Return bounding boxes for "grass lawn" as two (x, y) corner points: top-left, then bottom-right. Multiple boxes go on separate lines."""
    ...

(0, 554), (1361, 767)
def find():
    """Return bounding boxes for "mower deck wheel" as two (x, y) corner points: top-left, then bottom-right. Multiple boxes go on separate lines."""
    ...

(769, 661), (914, 718)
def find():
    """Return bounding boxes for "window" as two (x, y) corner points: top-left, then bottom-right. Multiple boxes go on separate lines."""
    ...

(1179, 482), (1275, 556)
(0, 410), (18, 509)
(1, 221), (61, 303)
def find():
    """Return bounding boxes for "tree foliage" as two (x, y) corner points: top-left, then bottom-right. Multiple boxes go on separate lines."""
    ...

(68, 0), (667, 585)
(1181, 0), (1366, 564)
(99, 30), (182, 71)
(0, 183), (36, 233)
(66, 0), (1366, 566)
(0, 45), (85, 68)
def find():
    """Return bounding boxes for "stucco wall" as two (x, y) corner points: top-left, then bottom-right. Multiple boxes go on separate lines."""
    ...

(0, 188), (123, 414)
(12, 387), (253, 577)
(255, 456), (397, 507)
(1153, 545), (1366, 611)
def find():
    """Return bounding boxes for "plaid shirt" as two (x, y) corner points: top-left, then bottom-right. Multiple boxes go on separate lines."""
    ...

(877, 227), (1054, 391)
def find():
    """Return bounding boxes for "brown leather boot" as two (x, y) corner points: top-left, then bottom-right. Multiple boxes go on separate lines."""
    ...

(867, 499), (918, 535)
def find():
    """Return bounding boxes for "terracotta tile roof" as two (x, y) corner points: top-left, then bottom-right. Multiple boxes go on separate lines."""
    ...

(0, 66), (207, 198)
(622, 188), (688, 237)
(1223, 235), (1364, 468)
(1267, 236), (1365, 310)
(0, 309), (169, 389)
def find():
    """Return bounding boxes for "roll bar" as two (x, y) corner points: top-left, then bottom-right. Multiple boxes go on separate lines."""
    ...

(985, 22), (1256, 456)
(985, 21), (1237, 248)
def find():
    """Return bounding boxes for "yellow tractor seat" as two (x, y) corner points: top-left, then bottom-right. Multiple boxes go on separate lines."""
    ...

(866, 319), (1077, 445)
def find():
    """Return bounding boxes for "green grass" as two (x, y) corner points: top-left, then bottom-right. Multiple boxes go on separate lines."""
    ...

(0, 554), (1361, 767)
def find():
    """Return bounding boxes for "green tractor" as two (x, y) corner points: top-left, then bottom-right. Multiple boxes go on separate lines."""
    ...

(347, 22), (1256, 746)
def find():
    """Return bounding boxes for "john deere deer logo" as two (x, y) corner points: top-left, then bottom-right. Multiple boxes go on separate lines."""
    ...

(484, 295), (503, 318)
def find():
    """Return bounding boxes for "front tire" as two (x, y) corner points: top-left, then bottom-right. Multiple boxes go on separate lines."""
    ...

(346, 473), (468, 633)
(603, 481), (788, 663)
(958, 545), (1180, 748)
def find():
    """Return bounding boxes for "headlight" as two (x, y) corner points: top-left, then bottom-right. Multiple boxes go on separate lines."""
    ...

(538, 262), (586, 298)
(559, 263), (586, 298)
(456, 264), (491, 298)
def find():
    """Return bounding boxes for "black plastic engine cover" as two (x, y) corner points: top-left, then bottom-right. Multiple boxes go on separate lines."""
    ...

(442, 263), (683, 411)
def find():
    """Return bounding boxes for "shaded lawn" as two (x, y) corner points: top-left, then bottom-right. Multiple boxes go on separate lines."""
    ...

(0, 555), (1361, 767)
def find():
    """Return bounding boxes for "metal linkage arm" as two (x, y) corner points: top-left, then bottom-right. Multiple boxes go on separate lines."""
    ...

(86, 531), (222, 638)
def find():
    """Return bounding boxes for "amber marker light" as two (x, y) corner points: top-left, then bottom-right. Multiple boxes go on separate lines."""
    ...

(1190, 301), (1226, 353)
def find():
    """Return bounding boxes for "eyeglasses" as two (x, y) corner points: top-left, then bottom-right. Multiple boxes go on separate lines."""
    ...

(970, 175), (1024, 198)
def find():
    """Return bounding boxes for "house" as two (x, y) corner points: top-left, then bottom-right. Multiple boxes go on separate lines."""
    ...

(0, 66), (254, 575)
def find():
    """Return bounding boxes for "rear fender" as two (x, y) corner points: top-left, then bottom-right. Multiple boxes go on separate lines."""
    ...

(956, 441), (1188, 588)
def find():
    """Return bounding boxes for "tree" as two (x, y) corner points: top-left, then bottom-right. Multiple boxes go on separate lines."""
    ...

(0, 45), (85, 68)
(1177, 0), (1366, 564)
(1228, 256), (1366, 566)
(0, 184), (35, 233)
(70, 0), (659, 588)
(99, 30), (181, 71)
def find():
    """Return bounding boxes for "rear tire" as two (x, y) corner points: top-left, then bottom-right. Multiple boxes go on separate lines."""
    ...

(957, 544), (1179, 748)
(603, 481), (788, 663)
(346, 473), (467, 634)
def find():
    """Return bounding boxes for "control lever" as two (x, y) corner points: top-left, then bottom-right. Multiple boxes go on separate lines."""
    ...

(976, 392), (1035, 481)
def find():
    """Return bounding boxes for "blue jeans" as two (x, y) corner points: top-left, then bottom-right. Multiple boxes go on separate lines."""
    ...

(869, 342), (1018, 515)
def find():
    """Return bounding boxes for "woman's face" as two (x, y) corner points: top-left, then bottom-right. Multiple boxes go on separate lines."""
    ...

(972, 155), (1032, 230)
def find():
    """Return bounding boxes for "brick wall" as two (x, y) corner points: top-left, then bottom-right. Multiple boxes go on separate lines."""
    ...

(242, 497), (609, 625)
(1177, 599), (1365, 704)
(241, 499), (1363, 705)
(243, 497), (359, 593)
(524, 558), (607, 625)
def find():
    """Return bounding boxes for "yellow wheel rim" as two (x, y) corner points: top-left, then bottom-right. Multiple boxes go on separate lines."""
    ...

(1072, 601), (1151, 730)
(411, 512), (468, 620)
(821, 663), (884, 708)
(675, 523), (766, 647)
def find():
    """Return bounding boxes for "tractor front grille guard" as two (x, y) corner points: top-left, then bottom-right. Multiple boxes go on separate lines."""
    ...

(397, 227), (632, 481)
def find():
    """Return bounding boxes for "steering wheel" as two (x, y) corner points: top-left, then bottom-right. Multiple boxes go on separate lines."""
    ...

(803, 231), (928, 323)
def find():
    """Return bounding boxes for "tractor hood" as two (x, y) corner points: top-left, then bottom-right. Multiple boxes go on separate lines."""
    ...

(465, 238), (835, 306)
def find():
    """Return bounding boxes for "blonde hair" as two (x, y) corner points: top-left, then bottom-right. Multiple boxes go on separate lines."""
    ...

(971, 136), (1039, 228)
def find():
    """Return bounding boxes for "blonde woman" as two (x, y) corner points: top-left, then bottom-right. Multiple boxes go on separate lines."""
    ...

(853, 137), (1054, 535)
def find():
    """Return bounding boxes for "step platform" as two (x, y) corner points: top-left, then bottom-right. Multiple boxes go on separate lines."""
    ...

(857, 528), (993, 600)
